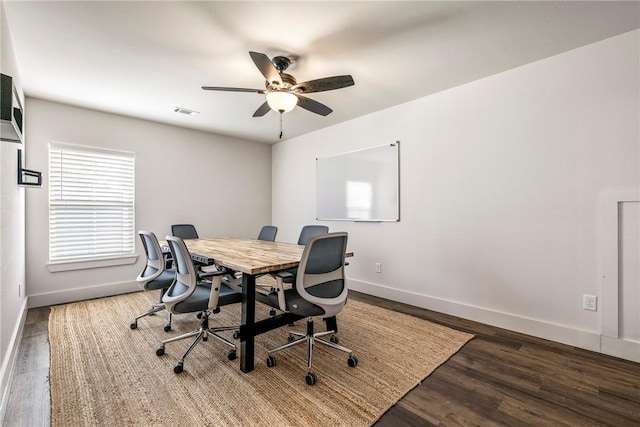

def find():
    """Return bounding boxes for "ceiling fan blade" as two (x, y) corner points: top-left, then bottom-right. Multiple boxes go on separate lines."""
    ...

(295, 95), (333, 116)
(292, 75), (354, 94)
(202, 86), (265, 94)
(252, 101), (271, 117)
(249, 51), (282, 86)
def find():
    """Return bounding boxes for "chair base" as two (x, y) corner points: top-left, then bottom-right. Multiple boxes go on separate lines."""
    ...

(156, 310), (237, 373)
(266, 317), (357, 385)
(130, 303), (172, 332)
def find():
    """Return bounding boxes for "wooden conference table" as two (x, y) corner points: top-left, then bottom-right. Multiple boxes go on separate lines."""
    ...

(168, 237), (309, 373)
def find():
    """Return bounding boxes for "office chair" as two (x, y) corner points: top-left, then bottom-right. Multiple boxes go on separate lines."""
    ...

(262, 232), (358, 385)
(257, 225), (278, 242)
(131, 231), (176, 332)
(258, 225), (332, 322)
(261, 224), (328, 302)
(170, 223), (199, 239)
(297, 225), (328, 245)
(155, 236), (242, 374)
(170, 223), (223, 279)
(278, 224), (328, 280)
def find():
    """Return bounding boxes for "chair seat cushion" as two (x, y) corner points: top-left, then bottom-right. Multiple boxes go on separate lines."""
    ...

(258, 280), (344, 317)
(172, 282), (242, 313)
(145, 269), (175, 291)
(218, 283), (243, 306)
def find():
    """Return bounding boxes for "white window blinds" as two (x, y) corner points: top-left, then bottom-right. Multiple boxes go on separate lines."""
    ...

(49, 142), (135, 263)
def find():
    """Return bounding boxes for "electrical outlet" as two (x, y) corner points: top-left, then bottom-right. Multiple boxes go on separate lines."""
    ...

(375, 262), (382, 273)
(583, 294), (597, 311)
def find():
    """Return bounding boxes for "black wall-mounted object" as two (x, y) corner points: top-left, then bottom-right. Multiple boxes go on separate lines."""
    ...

(1, 73), (24, 143)
(17, 149), (42, 187)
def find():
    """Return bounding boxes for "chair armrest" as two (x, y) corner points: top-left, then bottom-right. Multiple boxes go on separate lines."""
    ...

(274, 271), (294, 311)
(198, 266), (229, 281)
(206, 268), (228, 310)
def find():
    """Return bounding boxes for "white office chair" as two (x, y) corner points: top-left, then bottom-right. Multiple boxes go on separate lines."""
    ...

(131, 230), (175, 332)
(155, 236), (242, 374)
(261, 232), (358, 385)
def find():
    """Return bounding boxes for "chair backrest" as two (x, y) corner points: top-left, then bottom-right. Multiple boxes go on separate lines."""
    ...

(297, 225), (329, 245)
(162, 236), (198, 312)
(171, 224), (199, 239)
(296, 232), (349, 318)
(257, 225), (278, 242)
(137, 230), (165, 287)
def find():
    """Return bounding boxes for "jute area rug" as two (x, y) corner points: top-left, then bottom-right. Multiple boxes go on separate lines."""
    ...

(49, 291), (473, 426)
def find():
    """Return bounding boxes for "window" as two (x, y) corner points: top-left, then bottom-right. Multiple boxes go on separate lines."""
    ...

(49, 142), (135, 265)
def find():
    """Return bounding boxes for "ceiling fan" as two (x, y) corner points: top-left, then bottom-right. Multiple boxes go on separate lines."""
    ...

(202, 51), (354, 117)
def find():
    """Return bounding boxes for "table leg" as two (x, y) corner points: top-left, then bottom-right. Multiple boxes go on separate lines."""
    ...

(240, 273), (256, 373)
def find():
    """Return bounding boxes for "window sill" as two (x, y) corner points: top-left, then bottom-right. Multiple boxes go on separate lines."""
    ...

(47, 254), (138, 272)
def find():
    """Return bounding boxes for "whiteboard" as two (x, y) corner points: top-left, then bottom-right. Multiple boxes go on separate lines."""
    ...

(316, 142), (400, 222)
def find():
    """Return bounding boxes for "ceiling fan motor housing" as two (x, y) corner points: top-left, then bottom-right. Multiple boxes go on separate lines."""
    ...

(267, 72), (297, 91)
(272, 56), (292, 72)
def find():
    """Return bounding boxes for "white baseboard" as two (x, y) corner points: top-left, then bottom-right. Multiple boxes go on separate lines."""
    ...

(348, 279), (639, 363)
(0, 298), (28, 421)
(28, 280), (139, 308)
(601, 336), (640, 363)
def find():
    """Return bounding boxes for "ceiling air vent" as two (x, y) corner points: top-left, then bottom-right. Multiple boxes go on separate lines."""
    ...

(174, 107), (199, 116)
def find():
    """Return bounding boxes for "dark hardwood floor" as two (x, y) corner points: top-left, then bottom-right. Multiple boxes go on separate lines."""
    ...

(2, 292), (639, 426)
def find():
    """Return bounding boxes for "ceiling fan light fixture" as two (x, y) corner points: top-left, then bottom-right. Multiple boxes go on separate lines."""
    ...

(265, 90), (298, 113)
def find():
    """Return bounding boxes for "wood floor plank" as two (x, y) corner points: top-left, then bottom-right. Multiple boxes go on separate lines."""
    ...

(3, 307), (51, 427)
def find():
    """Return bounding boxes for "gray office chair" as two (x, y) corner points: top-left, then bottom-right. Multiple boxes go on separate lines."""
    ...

(155, 236), (242, 374)
(170, 223), (222, 279)
(170, 223), (199, 239)
(259, 224), (331, 320)
(276, 224), (328, 281)
(257, 225), (278, 242)
(131, 230), (176, 332)
(261, 224), (329, 306)
(297, 225), (328, 245)
(263, 232), (358, 385)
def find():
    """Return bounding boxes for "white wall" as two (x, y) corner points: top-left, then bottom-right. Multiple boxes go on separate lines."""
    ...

(272, 30), (640, 358)
(0, 0), (28, 412)
(24, 99), (272, 307)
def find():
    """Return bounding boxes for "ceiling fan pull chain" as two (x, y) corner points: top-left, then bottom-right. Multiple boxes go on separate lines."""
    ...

(279, 112), (283, 139)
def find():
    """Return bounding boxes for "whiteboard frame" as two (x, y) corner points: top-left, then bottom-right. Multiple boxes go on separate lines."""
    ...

(316, 141), (400, 222)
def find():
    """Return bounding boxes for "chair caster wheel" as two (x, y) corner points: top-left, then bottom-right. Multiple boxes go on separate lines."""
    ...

(348, 355), (358, 367)
(174, 362), (183, 374)
(233, 330), (240, 340)
(196, 312), (203, 319)
(266, 355), (276, 368)
(269, 309), (276, 316)
(227, 350), (237, 361)
(130, 321), (137, 330)
(330, 335), (339, 344)
(156, 345), (165, 356)
(305, 371), (317, 386)
(163, 324), (171, 332)
(287, 334), (295, 343)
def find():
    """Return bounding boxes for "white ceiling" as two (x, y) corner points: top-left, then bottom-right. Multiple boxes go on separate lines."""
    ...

(3, 1), (639, 144)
